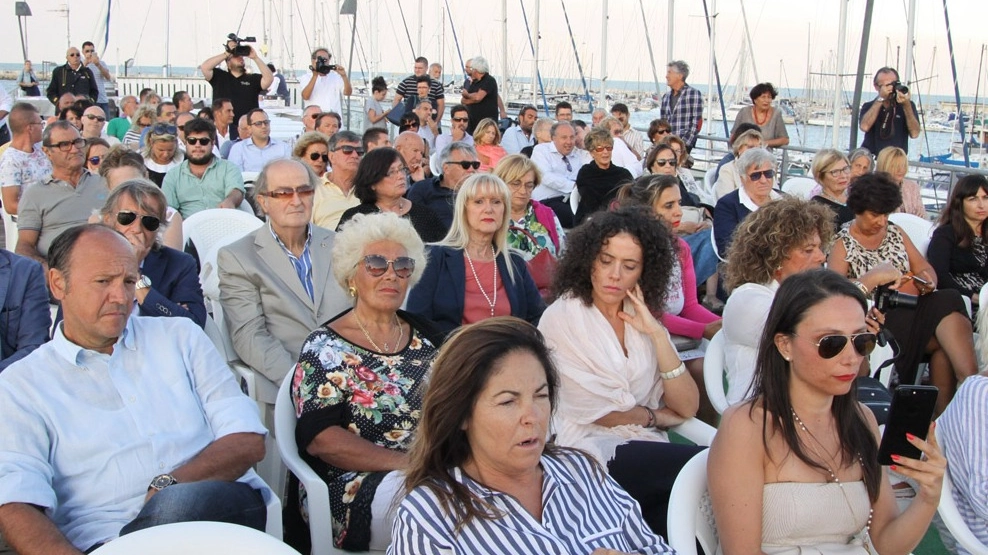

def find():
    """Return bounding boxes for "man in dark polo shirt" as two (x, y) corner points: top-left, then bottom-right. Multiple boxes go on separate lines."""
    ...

(859, 67), (920, 154)
(199, 40), (274, 139)
(460, 56), (499, 135)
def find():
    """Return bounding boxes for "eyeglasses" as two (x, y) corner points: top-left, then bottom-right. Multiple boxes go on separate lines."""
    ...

(45, 138), (86, 151)
(260, 185), (316, 200)
(186, 136), (212, 146)
(452, 117), (469, 123)
(84, 114), (107, 123)
(151, 123), (177, 135)
(593, 145), (614, 152)
(444, 160), (481, 170)
(88, 156), (103, 165)
(827, 166), (852, 178)
(250, 119), (271, 127)
(387, 167), (410, 179)
(332, 145), (365, 156)
(308, 152), (329, 163)
(360, 254), (415, 278)
(748, 169), (776, 181)
(115, 210), (161, 232)
(68, 53), (80, 57)
(508, 180), (537, 192)
(652, 158), (677, 168)
(793, 332), (877, 359)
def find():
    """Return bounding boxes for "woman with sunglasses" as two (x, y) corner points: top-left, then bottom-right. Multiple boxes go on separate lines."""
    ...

(336, 147), (446, 242)
(141, 124), (184, 187)
(829, 172), (976, 413)
(657, 134), (705, 203)
(122, 104), (156, 150)
(710, 268), (945, 555)
(408, 173), (545, 337)
(292, 131), (330, 178)
(810, 148), (855, 227)
(572, 127), (633, 225)
(713, 147), (782, 256)
(84, 137), (110, 174)
(97, 179), (206, 327)
(290, 211), (444, 552)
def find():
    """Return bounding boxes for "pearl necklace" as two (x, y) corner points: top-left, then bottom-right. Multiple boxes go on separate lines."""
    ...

(354, 312), (403, 353)
(465, 246), (498, 317)
(791, 408), (874, 549)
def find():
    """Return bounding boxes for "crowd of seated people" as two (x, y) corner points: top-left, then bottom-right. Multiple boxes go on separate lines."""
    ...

(2, 63), (987, 555)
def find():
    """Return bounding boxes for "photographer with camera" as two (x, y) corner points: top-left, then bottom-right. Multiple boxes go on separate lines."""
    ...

(300, 47), (352, 116)
(859, 67), (920, 155)
(828, 172), (976, 414)
(199, 34), (273, 139)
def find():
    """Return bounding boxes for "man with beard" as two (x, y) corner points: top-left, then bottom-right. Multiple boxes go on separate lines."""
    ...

(502, 104), (538, 155)
(199, 41), (273, 138)
(162, 118), (245, 219)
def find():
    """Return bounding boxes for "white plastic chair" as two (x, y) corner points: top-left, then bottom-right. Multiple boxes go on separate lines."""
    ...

(935, 426), (988, 554)
(781, 176), (818, 200)
(667, 449), (718, 555)
(182, 208), (262, 258)
(888, 212), (934, 257)
(275, 371), (381, 555)
(702, 167), (717, 199)
(2, 209), (18, 251)
(90, 521), (297, 555)
(428, 151), (441, 176)
(703, 331), (730, 415)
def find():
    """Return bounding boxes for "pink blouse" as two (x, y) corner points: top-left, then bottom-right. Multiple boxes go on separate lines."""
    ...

(462, 258), (511, 325)
(897, 179), (927, 220)
(659, 236), (721, 338)
(476, 144), (508, 172)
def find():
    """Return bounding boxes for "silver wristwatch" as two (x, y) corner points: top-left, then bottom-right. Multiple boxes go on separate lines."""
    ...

(148, 474), (178, 491)
(136, 275), (152, 291)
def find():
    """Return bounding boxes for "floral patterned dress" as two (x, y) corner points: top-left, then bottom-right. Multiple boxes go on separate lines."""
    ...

(291, 312), (439, 551)
(508, 203), (565, 261)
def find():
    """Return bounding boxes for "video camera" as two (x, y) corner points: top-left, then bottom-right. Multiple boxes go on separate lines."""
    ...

(226, 33), (256, 57)
(311, 56), (337, 75)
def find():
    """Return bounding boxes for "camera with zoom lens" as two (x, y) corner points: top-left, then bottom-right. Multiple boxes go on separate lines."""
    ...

(892, 81), (909, 95)
(312, 56), (337, 75)
(873, 282), (918, 313)
(226, 33), (256, 57)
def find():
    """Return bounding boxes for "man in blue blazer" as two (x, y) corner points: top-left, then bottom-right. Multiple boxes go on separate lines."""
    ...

(0, 249), (50, 371)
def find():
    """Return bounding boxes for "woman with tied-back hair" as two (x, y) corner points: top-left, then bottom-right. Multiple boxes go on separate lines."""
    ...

(929, 175), (988, 310)
(709, 268), (945, 555)
(472, 117), (507, 172)
(389, 317), (675, 555)
(141, 124), (184, 187)
(849, 148), (876, 178)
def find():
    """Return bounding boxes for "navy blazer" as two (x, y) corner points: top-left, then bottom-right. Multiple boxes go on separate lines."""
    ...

(140, 246), (208, 328)
(0, 250), (50, 371)
(408, 245), (546, 336)
(713, 189), (751, 256)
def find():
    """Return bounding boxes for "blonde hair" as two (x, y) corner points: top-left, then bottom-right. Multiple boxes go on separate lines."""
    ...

(876, 146), (908, 178)
(731, 129), (764, 156)
(130, 104), (157, 132)
(471, 118), (502, 146)
(492, 154), (542, 188)
(439, 173), (516, 282)
(810, 148), (850, 183)
(292, 131), (330, 158)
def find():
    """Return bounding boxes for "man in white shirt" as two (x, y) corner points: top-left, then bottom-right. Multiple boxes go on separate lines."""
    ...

(0, 103), (51, 215)
(227, 108), (292, 173)
(530, 121), (591, 228)
(502, 104), (538, 155)
(299, 47), (352, 115)
(0, 224), (267, 554)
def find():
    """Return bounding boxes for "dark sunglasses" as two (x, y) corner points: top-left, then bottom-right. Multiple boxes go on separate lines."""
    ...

(794, 333), (877, 359)
(361, 254), (415, 278)
(261, 185), (316, 200)
(452, 116), (469, 123)
(748, 169), (776, 181)
(444, 160), (481, 170)
(116, 210), (161, 232)
(655, 129), (671, 135)
(68, 53), (81, 57)
(308, 152), (329, 163)
(186, 136), (212, 146)
(333, 145), (365, 156)
(151, 123), (177, 135)
(84, 114), (107, 123)
(88, 156), (103, 165)
(652, 158), (677, 168)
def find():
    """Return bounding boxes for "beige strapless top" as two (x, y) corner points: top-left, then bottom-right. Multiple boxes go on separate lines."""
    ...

(761, 481), (870, 555)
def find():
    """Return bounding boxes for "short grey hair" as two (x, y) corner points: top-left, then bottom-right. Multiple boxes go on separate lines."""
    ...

(253, 158), (318, 196)
(328, 130), (361, 150)
(332, 212), (427, 298)
(737, 147), (776, 175)
(439, 141), (478, 167)
(667, 60), (690, 80)
(849, 148), (875, 172)
(550, 121), (574, 138)
(533, 118), (554, 137)
(42, 120), (78, 145)
(469, 56), (489, 74)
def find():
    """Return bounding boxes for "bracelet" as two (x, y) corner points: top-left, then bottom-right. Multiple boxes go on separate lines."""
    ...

(659, 362), (687, 381)
(851, 280), (870, 296)
(642, 406), (656, 428)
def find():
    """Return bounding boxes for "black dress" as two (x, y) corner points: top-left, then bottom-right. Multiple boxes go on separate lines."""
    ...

(811, 195), (855, 228)
(573, 162), (633, 225)
(336, 202), (447, 242)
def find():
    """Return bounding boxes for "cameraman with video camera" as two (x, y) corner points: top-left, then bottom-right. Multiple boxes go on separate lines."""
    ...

(859, 67), (920, 155)
(300, 47), (352, 116)
(200, 34), (273, 139)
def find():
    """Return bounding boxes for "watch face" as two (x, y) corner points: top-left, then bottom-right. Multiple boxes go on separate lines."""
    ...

(137, 275), (152, 289)
(151, 474), (176, 489)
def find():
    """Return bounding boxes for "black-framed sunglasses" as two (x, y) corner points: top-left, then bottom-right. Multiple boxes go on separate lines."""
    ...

(84, 114), (107, 123)
(308, 152), (329, 163)
(451, 116), (469, 123)
(444, 160), (481, 170)
(652, 158), (677, 168)
(794, 333), (877, 359)
(261, 185), (316, 200)
(151, 123), (177, 135)
(332, 145), (365, 156)
(115, 210), (161, 232)
(186, 136), (212, 146)
(748, 169), (776, 181)
(360, 255), (415, 278)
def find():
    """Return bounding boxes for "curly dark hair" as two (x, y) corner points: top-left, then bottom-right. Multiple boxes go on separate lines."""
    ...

(748, 82), (779, 101)
(846, 171), (902, 216)
(352, 147), (405, 204)
(550, 207), (675, 312)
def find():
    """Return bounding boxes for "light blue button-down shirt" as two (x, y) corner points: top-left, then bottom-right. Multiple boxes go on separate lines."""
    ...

(0, 316), (267, 550)
(227, 137), (293, 173)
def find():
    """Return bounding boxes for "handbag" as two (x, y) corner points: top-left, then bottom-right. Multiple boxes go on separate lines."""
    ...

(510, 226), (557, 299)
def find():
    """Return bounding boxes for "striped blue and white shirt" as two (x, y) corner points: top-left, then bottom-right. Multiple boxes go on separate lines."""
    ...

(938, 374), (988, 553)
(270, 223), (314, 301)
(388, 450), (673, 555)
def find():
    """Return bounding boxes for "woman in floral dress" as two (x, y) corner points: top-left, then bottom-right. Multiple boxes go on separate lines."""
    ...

(290, 212), (444, 552)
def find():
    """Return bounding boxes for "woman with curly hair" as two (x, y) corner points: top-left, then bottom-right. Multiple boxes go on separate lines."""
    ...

(722, 196), (899, 405)
(538, 207), (703, 536)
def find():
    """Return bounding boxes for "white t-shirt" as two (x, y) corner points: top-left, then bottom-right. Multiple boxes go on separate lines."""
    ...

(300, 72), (345, 114)
(0, 144), (52, 194)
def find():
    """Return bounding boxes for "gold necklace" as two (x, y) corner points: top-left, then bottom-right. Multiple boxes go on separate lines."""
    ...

(354, 312), (403, 353)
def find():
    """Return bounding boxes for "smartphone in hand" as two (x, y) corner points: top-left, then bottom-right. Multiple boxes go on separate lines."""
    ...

(877, 385), (938, 465)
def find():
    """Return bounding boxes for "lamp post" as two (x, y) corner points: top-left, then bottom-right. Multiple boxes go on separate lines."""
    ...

(15, 1), (32, 61)
(341, 0), (357, 129)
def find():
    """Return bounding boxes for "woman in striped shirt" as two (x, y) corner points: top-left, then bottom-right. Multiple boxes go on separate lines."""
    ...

(389, 318), (673, 555)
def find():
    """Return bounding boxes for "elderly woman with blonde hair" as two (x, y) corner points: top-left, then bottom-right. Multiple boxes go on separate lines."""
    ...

(290, 211), (445, 552)
(292, 131), (330, 178)
(809, 148), (854, 226)
(408, 173), (545, 336)
(141, 123), (184, 187)
(876, 146), (927, 219)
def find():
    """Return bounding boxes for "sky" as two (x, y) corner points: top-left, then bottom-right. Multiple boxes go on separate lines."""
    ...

(3, 0), (987, 98)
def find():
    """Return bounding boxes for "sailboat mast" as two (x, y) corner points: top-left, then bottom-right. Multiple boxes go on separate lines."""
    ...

(164, 0), (170, 77)
(667, 0), (674, 64)
(639, 0), (661, 97)
(739, 0), (758, 83)
(904, 0), (916, 85)
(417, 0), (423, 55)
(503, 0), (509, 100)
(599, 0), (608, 109)
(832, 0), (848, 147)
